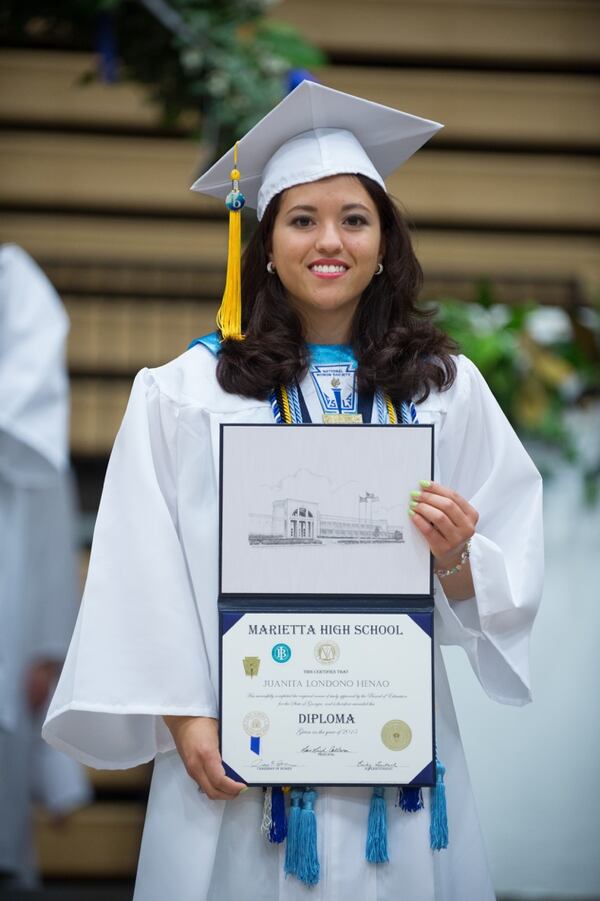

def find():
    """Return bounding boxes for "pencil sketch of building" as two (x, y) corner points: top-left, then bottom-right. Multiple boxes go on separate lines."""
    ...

(249, 495), (404, 545)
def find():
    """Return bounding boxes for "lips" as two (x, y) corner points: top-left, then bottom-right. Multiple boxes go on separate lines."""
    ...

(308, 259), (349, 278)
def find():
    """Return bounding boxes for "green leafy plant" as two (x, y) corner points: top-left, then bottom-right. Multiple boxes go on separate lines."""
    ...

(1, 0), (325, 157)
(433, 284), (600, 500)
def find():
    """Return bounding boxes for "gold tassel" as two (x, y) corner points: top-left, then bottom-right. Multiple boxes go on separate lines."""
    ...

(216, 142), (245, 341)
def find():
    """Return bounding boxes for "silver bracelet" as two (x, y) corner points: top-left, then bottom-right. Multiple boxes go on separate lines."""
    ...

(434, 539), (472, 579)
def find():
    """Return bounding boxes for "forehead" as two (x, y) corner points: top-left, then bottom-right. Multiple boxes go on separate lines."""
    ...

(278, 174), (376, 211)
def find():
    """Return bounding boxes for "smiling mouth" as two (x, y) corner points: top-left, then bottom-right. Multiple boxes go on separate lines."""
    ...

(309, 263), (349, 277)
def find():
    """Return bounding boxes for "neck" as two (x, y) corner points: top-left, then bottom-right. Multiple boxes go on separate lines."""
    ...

(296, 306), (356, 346)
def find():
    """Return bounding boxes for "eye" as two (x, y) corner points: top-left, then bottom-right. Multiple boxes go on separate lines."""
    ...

(344, 214), (369, 227)
(290, 216), (314, 228)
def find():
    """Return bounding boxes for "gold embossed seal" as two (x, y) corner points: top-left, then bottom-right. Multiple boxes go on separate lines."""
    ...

(381, 719), (412, 751)
(243, 656), (260, 677)
(242, 711), (270, 738)
(314, 640), (340, 665)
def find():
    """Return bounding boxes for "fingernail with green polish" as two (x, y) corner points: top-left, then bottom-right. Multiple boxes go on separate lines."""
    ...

(239, 786), (249, 793)
(419, 479), (431, 488)
(409, 500), (418, 510)
(410, 490), (421, 498)
(408, 508), (415, 517)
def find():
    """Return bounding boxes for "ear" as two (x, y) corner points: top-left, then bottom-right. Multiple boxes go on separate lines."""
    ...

(378, 234), (386, 263)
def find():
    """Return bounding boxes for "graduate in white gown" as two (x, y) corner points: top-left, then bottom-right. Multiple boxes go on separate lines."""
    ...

(43, 83), (543, 900)
(0, 245), (91, 886)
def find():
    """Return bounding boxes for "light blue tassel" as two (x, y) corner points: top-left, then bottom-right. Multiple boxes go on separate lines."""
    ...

(284, 788), (303, 876)
(397, 785), (424, 812)
(430, 760), (449, 850)
(296, 788), (319, 885)
(269, 786), (287, 844)
(365, 786), (389, 863)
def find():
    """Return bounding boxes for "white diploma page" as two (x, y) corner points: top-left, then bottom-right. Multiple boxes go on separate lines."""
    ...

(220, 424), (433, 598)
(220, 611), (434, 786)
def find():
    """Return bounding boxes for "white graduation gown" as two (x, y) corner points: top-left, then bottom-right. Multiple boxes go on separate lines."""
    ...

(43, 344), (543, 901)
(0, 245), (91, 882)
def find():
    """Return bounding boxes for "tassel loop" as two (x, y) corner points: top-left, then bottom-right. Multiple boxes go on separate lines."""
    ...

(397, 785), (424, 812)
(430, 760), (449, 851)
(296, 788), (320, 885)
(260, 787), (273, 840)
(284, 788), (303, 877)
(365, 786), (388, 864)
(269, 786), (288, 844)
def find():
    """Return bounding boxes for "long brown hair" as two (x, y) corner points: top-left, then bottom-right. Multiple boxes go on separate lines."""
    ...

(216, 175), (456, 404)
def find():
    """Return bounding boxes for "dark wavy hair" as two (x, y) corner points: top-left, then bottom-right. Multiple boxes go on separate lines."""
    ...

(216, 174), (456, 404)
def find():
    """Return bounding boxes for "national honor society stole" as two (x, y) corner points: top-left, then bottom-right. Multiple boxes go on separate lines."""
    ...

(217, 418), (436, 788)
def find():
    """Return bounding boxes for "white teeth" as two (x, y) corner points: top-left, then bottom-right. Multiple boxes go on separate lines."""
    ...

(311, 264), (347, 274)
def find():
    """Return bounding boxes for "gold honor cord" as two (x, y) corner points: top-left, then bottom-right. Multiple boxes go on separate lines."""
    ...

(279, 384), (293, 424)
(385, 394), (398, 424)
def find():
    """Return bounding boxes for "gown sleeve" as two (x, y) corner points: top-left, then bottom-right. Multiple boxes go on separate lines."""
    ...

(0, 244), (69, 485)
(431, 355), (543, 706)
(42, 369), (219, 769)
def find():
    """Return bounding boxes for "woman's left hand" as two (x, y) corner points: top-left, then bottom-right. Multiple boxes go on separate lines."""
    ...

(409, 480), (478, 571)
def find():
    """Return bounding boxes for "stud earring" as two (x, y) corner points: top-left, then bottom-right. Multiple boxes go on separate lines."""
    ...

(374, 263), (384, 276)
(267, 261), (275, 274)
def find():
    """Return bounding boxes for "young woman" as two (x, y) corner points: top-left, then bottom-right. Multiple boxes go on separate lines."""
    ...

(44, 83), (543, 900)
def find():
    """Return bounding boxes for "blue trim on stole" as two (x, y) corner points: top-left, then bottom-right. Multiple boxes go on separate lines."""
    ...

(306, 342), (356, 365)
(188, 331), (221, 355)
(188, 333), (358, 367)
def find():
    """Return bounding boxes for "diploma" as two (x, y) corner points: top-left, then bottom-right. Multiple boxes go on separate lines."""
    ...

(220, 611), (434, 786)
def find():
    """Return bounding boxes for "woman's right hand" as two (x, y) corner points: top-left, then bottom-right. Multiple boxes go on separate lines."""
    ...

(163, 715), (247, 800)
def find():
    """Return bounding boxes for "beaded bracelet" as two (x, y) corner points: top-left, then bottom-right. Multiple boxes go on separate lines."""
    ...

(434, 539), (472, 579)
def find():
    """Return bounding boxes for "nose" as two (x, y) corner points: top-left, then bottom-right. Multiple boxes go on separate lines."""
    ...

(314, 220), (343, 254)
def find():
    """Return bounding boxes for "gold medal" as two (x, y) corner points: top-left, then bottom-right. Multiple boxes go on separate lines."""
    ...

(322, 413), (363, 424)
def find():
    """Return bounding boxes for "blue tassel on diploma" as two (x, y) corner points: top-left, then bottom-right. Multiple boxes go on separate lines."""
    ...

(269, 787), (288, 844)
(397, 785), (424, 812)
(366, 786), (389, 863)
(430, 760), (449, 850)
(284, 788), (303, 876)
(296, 789), (319, 885)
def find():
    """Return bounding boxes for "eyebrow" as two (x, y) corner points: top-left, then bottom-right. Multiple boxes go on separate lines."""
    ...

(284, 203), (372, 215)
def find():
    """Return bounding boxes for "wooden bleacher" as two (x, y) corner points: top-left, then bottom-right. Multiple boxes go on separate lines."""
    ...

(272, 0), (600, 67)
(1, 0), (599, 880)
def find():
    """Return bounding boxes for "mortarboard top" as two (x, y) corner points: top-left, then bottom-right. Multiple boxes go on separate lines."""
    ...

(191, 80), (443, 220)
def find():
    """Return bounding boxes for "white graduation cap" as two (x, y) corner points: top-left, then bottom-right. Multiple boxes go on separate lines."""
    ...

(191, 80), (443, 221)
(192, 80), (443, 340)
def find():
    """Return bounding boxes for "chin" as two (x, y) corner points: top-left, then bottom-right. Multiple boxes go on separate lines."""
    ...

(305, 297), (358, 314)
(308, 285), (363, 306)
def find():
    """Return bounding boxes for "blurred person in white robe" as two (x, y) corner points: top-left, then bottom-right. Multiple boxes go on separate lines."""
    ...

(0, 245), (91, 887)
(43, 83), (543, 900)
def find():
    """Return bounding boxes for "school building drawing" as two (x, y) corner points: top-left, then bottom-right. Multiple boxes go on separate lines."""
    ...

(248, 496), (403, 545)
